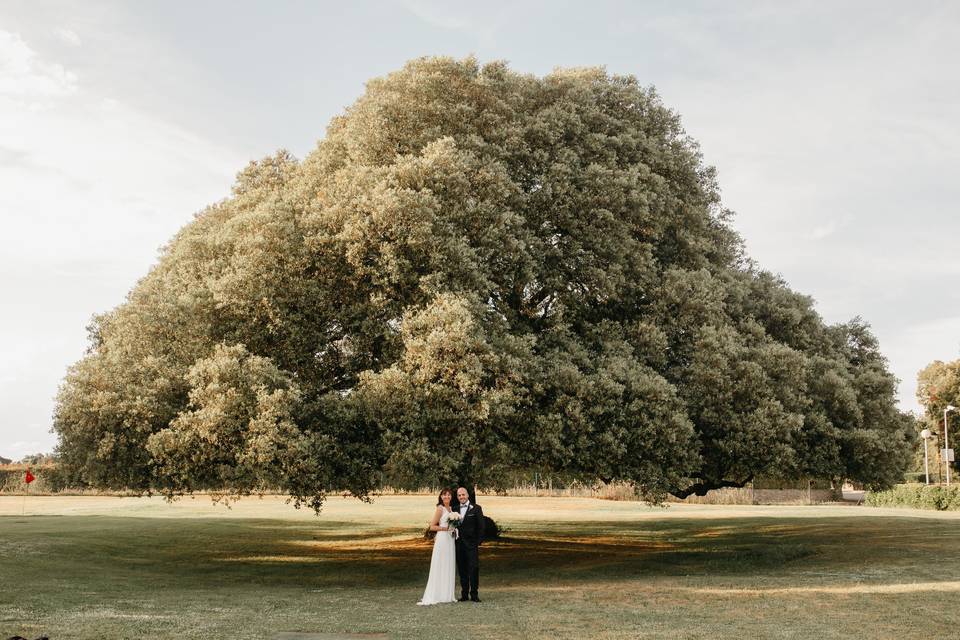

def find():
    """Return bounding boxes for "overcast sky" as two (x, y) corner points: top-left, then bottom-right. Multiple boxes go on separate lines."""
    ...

(2, 1), (959, 460)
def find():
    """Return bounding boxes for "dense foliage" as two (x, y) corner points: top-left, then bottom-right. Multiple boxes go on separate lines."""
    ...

(54, 57), (912, 510)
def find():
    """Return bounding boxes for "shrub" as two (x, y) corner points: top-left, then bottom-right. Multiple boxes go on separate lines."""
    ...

(865, 484), (960, 510)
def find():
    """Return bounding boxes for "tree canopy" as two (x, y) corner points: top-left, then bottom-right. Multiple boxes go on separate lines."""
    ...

(53, 57), (913, 510)
(917, 358), (960, 447)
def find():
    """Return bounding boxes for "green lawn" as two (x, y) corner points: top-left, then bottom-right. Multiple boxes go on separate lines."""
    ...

(2, 495), (959, 639)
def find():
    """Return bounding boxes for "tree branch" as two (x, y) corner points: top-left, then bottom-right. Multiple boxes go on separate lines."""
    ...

(670, 475), (753, 499)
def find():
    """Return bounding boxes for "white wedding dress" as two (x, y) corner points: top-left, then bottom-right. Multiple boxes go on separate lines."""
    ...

(417, 507), (457, 605)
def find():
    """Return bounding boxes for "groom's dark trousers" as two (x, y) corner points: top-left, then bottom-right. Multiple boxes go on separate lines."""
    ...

(455, 503), (485, 599)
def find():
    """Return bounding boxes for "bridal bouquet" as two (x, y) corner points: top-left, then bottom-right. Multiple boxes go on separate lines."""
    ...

(446, 513), (462, 536)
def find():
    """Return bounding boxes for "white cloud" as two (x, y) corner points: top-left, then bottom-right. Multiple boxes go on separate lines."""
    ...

(401, 0), (469, 30)
(0, 30), (77, 100)
(53, 27), (82, 47)
(0, 29), (242, 263)
(399, 0), (501, 46)
(810, 221), (837, 240)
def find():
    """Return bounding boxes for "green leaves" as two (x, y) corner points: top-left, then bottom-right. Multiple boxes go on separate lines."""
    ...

(354, 294), (527, 490)
(146, 344), (303, 496)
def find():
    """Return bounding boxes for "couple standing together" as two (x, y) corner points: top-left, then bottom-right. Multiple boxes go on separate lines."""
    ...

(417, 486), (485, 605)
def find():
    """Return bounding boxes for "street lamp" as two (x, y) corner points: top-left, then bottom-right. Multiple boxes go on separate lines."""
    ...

(920, 429), (932, 485)
(945, 405), (956, 487)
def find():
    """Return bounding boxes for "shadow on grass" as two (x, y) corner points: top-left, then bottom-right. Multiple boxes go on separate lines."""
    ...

(4, 514), (957, 593)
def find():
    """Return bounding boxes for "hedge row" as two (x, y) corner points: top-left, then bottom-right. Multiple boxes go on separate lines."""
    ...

(865, 484), (960, 511)
(0, 466), (80, 493)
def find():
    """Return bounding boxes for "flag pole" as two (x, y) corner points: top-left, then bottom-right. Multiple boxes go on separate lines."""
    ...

(22, 467), (34, 516)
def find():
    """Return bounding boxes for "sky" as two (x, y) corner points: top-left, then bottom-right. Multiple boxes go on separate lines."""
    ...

(1, 1), (959, 460)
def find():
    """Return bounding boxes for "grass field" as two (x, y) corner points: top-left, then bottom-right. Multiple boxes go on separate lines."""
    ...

(3, 494), (960, 639)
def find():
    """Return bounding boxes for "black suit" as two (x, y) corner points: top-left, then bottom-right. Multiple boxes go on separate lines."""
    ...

(454, 502), (485, 600)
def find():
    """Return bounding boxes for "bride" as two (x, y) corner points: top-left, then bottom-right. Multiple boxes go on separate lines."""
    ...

(417, 488), (457, 605)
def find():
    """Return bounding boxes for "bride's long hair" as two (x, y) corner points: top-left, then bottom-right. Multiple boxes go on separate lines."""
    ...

(436, 488), (453, 506)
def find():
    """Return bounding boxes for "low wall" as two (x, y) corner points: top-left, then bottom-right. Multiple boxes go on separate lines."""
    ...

(672, 487), (836, 505)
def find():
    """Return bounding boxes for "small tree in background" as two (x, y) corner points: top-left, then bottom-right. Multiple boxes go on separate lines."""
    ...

(917, 358), (960, 481)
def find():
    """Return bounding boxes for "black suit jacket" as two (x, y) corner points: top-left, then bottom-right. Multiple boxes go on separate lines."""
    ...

(455, 502), (485, 546)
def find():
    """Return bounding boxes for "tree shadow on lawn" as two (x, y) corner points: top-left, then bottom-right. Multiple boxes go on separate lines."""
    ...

(5, 514), (955, 595)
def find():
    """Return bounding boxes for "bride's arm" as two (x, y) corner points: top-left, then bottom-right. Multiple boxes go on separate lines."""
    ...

(428, 506), (448, 532)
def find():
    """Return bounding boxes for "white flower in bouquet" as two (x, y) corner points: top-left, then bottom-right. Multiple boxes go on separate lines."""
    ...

(446, 512), (462, 535)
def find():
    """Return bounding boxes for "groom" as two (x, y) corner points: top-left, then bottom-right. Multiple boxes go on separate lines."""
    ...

(455, 486), (485, 603)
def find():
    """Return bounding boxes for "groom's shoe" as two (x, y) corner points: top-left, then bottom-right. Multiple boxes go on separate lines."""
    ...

(458, 595), (470, 603)
(470, 595), (481, 603)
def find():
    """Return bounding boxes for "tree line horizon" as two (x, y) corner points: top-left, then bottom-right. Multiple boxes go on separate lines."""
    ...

(52, 57), (915, 512)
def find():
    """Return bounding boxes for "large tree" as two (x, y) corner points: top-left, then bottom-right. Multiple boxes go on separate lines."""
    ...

(54, 57), (912, 511)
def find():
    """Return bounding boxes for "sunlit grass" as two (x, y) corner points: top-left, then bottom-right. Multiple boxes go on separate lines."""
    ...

(2, 495), (959, 639)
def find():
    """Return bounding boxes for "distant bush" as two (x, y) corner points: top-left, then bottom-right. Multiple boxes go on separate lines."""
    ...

(865, 484), (960, 510)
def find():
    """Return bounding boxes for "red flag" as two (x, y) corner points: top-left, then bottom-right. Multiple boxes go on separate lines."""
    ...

(24, 469), (35, 484)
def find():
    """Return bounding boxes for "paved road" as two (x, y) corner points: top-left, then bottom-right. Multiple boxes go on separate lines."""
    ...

(842, 490), (866, 503)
